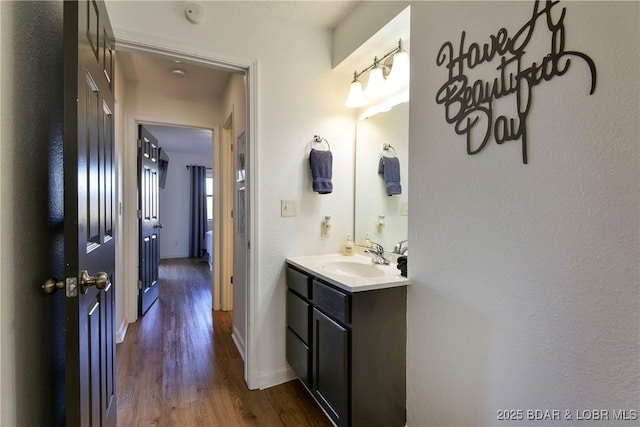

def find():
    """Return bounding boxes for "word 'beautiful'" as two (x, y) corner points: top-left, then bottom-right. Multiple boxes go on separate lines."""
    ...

(435, 0), (596, 164)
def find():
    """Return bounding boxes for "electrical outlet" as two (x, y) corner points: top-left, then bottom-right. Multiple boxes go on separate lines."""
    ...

(281, 200), (297, 217)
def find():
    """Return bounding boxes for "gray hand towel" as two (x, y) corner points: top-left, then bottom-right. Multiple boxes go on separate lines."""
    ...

(310, 149), (333, 194)
(378, 156), (402, 196)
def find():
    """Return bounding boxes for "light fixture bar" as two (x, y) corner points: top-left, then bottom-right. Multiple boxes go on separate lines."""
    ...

(353, 39), (404, 80)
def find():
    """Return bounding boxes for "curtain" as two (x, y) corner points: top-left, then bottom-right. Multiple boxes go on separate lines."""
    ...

(189, 165), (208, 258)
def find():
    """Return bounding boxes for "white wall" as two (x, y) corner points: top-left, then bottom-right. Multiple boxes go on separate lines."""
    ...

(407, 1), (639, 425)
(223, 74), (247, 138)
(0, 1), (66, 424)
(159, 150), (213, 259)
(221, 73), (248, 353)
(106, 1), (356, 388)
(332, 0), (410, 67)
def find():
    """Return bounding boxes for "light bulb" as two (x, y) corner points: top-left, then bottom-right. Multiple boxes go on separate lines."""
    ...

(345, 75), (366, 108)
(388, 49), (409, 91)
(364, 64), (386, 100)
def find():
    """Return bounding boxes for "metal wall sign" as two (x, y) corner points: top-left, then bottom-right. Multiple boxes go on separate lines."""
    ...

(435, 0), (597, 164)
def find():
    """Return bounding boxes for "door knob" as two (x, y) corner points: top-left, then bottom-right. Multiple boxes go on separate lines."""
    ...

(153, 223), (163, 229)
(80, 270), (110, 294)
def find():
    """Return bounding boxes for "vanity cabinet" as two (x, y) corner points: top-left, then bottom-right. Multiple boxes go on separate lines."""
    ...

(286, 264), (407, 427)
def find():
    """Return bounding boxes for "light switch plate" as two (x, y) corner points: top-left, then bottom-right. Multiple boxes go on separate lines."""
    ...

(401, 202), (409, 216)
(281, 200), (297, 217)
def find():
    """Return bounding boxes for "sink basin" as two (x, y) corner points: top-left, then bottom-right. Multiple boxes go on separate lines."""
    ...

(287, 253), (410, 292)
(322, 260), (385, 278)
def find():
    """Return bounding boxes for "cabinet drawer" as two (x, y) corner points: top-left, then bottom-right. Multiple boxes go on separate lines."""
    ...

(286, 266), (311, 299)
(286, 327), (310, 388)
(286, 290), (309, 343)
(312, 280), (350, 324)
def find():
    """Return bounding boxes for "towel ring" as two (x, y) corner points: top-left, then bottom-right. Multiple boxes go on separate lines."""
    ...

(382, 143), (397, 157)
(312, 135), (331, 151)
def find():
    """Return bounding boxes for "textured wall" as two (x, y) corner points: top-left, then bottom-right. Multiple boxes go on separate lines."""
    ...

(0, 1), (66, 425)
(407, 1), (639, 425)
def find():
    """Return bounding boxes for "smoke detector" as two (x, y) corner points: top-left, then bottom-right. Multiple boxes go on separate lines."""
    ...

(185, 3), (205, 25)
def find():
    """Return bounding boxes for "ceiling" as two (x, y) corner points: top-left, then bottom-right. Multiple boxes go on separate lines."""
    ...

(233, 1), (361, 29)
(117, 50), (234, 104)
(144, 124), (214, 155)
(118, 1), (360, 155)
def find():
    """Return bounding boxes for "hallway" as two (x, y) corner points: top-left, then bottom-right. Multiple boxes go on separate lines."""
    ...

(116, 258), (330, 426)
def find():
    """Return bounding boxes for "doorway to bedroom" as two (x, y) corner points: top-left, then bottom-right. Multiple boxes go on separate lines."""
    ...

(143, 122), (215, 304)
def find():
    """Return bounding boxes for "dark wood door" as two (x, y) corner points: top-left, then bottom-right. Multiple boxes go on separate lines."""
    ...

(313, 308), (349, 427)
(138, 125), (161, 315)
(63, 0), (117, 426)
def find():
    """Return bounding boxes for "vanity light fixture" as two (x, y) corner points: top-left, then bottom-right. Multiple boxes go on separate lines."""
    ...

(345, 39), (409, 109)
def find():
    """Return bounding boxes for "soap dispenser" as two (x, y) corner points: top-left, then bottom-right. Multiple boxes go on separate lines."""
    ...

(362, 233), (372, 248)
(343, 233), (354, 256)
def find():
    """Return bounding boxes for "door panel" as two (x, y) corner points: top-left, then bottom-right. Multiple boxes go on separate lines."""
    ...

(233, 131), (247, 347)
(312, 308), (349, 427)
(63, 1), (117, 426)
(138, 125), (161, 315)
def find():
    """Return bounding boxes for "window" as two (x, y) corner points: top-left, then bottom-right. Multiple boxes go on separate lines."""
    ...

(206, 170), (213, 221)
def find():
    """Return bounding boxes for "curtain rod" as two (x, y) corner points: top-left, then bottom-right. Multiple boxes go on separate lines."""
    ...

(186, 166), (212, 169)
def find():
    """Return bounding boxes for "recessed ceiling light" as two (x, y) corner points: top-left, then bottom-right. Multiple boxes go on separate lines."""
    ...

(171, 68), (186, 77)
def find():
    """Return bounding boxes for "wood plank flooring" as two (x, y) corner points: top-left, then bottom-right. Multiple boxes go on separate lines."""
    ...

(117, 258), (331, 427)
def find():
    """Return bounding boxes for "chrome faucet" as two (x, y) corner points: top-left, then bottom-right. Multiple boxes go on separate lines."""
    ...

(393, 239), (408, 255)
(364, 242), (390, 265)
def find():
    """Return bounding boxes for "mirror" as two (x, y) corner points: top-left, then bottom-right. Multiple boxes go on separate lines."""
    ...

(354, 102), (409, 253)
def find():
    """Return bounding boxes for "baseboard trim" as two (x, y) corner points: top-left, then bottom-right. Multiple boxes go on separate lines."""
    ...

(160, 253), (189, 260)
(116, 319), (128, 344)
(231, 326), (245, 361)
(259, 365), (297, 390)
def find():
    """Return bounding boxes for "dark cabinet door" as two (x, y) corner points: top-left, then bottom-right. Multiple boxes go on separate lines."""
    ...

(312, 308), (349, 427)
(286, 328), (310, 387)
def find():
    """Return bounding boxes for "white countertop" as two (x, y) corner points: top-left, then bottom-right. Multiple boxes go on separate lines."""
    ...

(286, 253), (410, 292)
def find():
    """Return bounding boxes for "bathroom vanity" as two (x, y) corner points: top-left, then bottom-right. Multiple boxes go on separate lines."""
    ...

(285, 254), (409, 427)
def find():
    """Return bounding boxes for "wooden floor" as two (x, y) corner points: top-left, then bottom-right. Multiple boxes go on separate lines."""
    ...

(117, 258), (331, 427)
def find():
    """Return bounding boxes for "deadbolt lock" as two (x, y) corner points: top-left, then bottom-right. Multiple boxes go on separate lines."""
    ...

(42, 276), (78, 297)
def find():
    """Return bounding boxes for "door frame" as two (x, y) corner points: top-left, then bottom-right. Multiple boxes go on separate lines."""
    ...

(220, 112), (234, 311)
(117, 37), (260, 389)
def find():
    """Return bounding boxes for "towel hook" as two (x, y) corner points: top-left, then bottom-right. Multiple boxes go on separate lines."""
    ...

(312, 135), (331, 151)
(382, 143), (397, 157)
